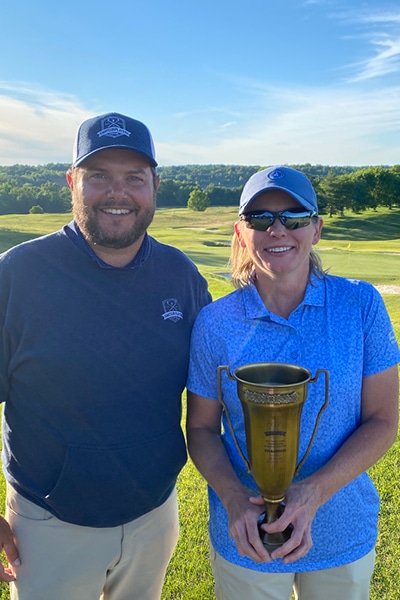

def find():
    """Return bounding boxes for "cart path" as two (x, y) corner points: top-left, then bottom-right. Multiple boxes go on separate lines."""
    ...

(375, 285), (400, 294)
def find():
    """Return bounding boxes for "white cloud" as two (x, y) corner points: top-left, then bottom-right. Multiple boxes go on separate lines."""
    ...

(157, 84), (400, 166)
(1, 80), (399, 168)
(347, 35), (400, 82)
(0, 83), (92, 165)
(332, 8), (400, 82)
(359, 11), (400, 25)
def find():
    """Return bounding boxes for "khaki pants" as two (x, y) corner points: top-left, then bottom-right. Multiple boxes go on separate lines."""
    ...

(6, 485), (179, 600)
(210, 544), (375, 600)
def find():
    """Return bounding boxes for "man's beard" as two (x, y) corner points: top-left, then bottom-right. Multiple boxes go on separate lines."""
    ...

(72, 197), (156, 250)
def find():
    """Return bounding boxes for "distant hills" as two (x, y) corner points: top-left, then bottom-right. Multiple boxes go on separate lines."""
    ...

(0, 163), (364, 189)
(157, 164), (362, 188)
(0, 163), (397, 215)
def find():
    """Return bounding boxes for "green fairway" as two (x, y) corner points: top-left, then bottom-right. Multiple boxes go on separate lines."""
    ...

(1, 207), (400, 286)
(0, 207), (399, 599)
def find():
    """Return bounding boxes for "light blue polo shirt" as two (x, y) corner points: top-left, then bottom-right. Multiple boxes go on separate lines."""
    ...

(187, 273), (400, 572)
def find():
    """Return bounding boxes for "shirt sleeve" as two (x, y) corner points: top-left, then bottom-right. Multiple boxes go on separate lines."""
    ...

(187, 307), (221, 401)
(361, 283), (400, 376)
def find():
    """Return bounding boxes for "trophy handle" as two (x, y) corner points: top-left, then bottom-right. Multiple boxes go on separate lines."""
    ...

(217, 366), (251, 473)
(294, 368), (329, 477)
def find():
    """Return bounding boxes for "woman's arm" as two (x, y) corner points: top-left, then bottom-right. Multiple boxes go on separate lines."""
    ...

(186, 390), (271, 563)
(264, 364), (399, 563)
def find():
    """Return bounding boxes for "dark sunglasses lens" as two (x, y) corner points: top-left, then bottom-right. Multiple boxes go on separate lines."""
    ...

(283, 216), (312, 230)
(247, 217), (273, 231)
(246, 215), (312, 231)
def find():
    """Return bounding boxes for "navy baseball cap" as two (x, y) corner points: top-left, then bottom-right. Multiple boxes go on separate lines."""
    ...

(239, 166), (318, 215)
(72, 112), (157, 167)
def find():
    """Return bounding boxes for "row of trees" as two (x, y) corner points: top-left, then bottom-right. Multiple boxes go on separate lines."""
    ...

(315, 166), (400, 216)
(0, 162), (359, 188)
(0, 164), (70, 215)
(0, 181), (72, 214)
(0, 163), (398, 215)
(162, 165), (400, 213)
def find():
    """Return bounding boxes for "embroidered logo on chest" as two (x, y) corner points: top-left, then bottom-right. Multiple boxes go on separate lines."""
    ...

(162, 299), (183, 322)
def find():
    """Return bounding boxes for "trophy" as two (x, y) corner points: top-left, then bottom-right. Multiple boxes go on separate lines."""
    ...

(217, 362), (329, 552)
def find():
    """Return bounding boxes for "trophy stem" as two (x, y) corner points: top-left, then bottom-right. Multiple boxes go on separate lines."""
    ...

(258, 499), (293, 553)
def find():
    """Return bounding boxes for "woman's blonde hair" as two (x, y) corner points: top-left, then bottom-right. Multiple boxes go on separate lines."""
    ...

(230, 218), (326, 289)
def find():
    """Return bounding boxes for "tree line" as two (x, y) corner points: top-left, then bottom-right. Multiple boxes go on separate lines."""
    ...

(0, 163), (398, 215)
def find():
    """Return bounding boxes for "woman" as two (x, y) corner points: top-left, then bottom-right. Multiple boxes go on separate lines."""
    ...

(186, 166), (399, 600)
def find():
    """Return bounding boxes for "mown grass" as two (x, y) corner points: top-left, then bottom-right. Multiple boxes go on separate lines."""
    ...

(0, 206), (399, 599)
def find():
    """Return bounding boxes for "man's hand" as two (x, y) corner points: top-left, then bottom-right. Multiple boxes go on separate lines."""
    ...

(0, 516), (20, 581)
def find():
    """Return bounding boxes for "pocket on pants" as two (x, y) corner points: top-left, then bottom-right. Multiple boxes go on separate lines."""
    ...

(6, 486), (53, 522)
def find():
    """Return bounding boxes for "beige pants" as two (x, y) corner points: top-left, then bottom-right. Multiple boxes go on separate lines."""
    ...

(210, 544), (376, 600)
(6, 485), (179, 600)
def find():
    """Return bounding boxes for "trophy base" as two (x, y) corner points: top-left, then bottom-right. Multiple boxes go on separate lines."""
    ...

(258, 524), (293, 554)
(258, 502), (293, 553)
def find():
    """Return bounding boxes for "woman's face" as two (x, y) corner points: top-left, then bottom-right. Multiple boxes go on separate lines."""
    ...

(235, 189), (323, 283)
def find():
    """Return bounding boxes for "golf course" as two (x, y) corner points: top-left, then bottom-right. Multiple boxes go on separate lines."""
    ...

(0, 206), (399, 599)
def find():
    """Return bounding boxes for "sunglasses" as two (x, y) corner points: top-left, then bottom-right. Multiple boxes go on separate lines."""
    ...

(240, 209), (317, 231)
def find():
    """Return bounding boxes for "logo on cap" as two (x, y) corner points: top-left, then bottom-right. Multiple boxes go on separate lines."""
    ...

(267, 169), (285, 181)
(98, 116), (131, 139)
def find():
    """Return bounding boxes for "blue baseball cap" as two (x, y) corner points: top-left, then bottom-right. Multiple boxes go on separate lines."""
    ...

(72, 112), (157, 167)
(239, 166), (318, 215)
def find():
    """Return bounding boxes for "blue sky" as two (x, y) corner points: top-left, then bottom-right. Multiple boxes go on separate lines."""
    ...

(0, 0), (399, 167)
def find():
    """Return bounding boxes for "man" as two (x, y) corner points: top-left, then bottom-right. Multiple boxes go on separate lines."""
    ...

(0, 112), (211, 599)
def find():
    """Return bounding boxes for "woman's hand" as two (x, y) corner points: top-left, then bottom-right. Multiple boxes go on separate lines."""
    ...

(255, 479), (320, 564)
(226, 491), (271, 563)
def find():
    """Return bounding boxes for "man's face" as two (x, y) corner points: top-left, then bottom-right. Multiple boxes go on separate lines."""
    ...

(67, 148), (158, 251)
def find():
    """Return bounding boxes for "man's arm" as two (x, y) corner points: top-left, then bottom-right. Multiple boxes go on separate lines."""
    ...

(0, 514), (20, 581)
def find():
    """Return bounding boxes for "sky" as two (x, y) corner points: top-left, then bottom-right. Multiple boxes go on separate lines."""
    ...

(0, 0), (399, 167)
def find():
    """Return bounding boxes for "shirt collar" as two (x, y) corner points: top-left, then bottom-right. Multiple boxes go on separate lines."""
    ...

(64, 221), (150, 269)
(242, 273), (326, 321)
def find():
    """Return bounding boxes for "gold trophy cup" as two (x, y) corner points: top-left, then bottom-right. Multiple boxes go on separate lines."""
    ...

(217, 362), (329, 553)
